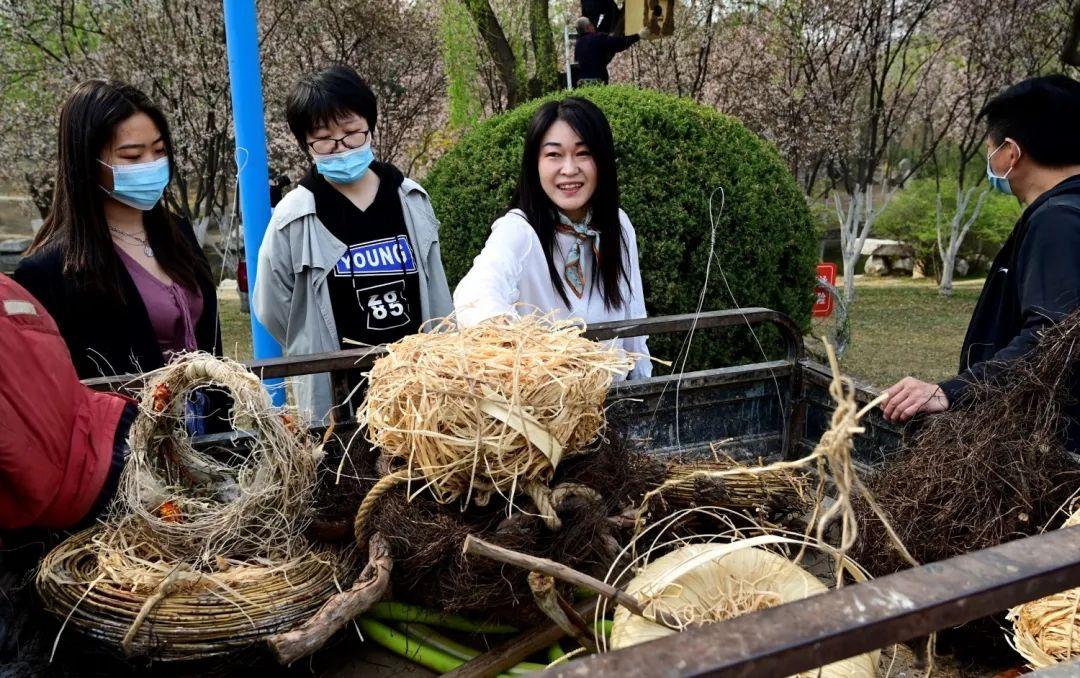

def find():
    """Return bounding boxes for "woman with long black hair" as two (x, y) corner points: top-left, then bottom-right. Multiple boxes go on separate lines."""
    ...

(15, 79), (219, 379)
(454, 96), (650, 378)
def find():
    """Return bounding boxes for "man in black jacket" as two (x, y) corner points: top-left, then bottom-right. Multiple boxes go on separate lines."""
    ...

(883, 75), (1080, 451)
(574, 17), (649, 85)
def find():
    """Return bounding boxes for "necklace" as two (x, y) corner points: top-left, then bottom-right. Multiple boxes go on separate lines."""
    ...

(109, 226), (154, 258)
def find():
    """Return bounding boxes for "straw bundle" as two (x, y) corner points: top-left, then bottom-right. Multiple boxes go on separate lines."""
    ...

(609, 540), (877, 677)
(1008, 508), (1080, 668)
(646, 453), (811, 524)
(117, 353), (318, 565)
(360, 315), (634, 525)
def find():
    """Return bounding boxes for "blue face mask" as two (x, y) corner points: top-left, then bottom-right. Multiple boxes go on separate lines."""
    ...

(314, 144), (374, 184)
(100, 156), (170, 210)
(986, 140), (1018, 196)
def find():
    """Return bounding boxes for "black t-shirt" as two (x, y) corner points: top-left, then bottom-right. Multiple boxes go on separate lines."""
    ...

(301, 162), (423, 349)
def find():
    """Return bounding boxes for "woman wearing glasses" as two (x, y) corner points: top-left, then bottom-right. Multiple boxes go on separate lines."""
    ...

(14, 80), (219, 380)
(254, 65), (452, 423)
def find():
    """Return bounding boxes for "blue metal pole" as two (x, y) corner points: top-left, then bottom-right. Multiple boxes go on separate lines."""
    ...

(222, 0), (284, 404)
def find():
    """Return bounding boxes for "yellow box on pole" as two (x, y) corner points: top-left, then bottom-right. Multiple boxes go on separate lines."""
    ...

(623, 0), (674, 38)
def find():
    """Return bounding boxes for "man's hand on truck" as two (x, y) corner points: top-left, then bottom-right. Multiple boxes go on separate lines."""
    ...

(881, 377), (949, 423)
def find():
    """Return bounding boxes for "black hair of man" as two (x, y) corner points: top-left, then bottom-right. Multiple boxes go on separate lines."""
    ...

(979, 74), (1080, 168)
(285, 65), (377, 152)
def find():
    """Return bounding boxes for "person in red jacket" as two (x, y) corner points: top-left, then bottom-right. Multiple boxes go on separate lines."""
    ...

(0, 273), (136, 532)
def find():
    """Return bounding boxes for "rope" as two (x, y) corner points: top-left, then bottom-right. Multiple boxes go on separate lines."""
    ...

(526, 482), (603, 530)
(354, 471), (411, 545)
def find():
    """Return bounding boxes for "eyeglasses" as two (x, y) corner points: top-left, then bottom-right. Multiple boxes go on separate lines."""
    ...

(307, 129), (370, 155)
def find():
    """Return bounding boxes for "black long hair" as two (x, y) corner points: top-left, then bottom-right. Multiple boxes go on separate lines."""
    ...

(511, 97), (629, 310)
(27, 79), (208, 299)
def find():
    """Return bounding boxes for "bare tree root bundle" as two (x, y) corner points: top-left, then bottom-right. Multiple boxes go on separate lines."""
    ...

(1009, 508), (1080, 668)
(359, 315), (635, 526)
(35, 527), (345, 662)
(853, 312), (1080, 578)
(362, 436), (810, 623)
(36, 354), (348, 661)
(118, 353), (320, 565)
(366, 434), (654, 623)
(309, 432), (379, 542)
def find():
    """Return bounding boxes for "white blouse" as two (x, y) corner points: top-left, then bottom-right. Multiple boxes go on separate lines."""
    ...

(453, 208), (652, 379)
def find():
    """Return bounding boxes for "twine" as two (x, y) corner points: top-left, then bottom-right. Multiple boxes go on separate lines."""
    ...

(632, 341), (919, 583)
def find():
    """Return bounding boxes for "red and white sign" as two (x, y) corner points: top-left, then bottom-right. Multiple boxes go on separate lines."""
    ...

(813, 263), (836, 318)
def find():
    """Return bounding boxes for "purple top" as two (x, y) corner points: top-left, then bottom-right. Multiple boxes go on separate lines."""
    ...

(116, 246), (204, 360)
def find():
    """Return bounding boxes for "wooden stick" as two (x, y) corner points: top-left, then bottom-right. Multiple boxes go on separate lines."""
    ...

(444, 599), (598, 678)
(529, 572), (597, 653)
(462, 534), (685, 630)
(268, 533), (393, 665)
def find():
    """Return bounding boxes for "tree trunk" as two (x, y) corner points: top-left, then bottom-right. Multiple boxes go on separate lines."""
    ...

(842, 251), (858, 303)
(462, 0), (523, 106)
(23, 171), (54, 219)
(1063, 0), (1080, 68)
(939, 255), (955, 297)
(527, 0), (559, 98)
(937, 188), (988, 298)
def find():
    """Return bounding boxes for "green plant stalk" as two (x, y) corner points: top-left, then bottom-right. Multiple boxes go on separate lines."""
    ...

(397, 622), (479, 661)
(368, 601), (518, 633)
(547, 641), (565, 662)
(357, 617), (464, 674)
(389, 621), (545, 675)
(595, 618), (613, 638)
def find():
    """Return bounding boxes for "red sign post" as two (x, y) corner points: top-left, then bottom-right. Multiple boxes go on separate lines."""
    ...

(813, 263), (837, 318)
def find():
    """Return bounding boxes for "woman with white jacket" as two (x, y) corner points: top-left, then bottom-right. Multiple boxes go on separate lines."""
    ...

(454, 97), (651, 379)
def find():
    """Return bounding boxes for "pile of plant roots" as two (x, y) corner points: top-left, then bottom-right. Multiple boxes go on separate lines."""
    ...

(358, 433), (810, 623)
(854, 310), (1080, 577)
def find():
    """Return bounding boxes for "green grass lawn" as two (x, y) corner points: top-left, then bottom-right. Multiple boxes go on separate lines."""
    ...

(835, 277), (982, 388)
(218, 277), (984, 390)
(219, 291), (254, 361)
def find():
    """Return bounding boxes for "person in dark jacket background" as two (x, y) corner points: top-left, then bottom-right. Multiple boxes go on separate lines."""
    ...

(573, 16), (650, 85)
(14, 79), (220, 380)
(581, 0), (621, 33)
(883, 75), (1080, 452)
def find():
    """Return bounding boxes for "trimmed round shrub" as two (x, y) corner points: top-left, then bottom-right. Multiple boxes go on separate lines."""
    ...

(426, 85), (817, 371)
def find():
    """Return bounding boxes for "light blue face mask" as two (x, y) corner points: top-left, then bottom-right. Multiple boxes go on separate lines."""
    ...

(986, 140), (1019, 196)
(100, 156), (170, 210)
(314, 144), (374, 184)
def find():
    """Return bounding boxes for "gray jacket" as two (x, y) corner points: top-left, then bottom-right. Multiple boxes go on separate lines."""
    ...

(252, 178), (453, 423)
